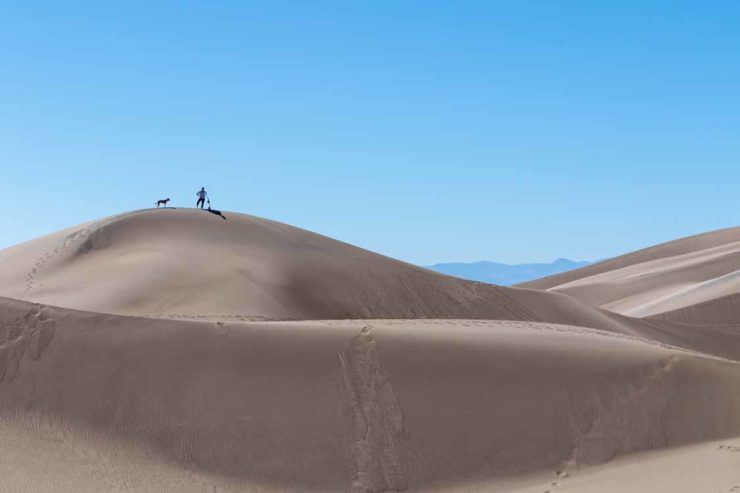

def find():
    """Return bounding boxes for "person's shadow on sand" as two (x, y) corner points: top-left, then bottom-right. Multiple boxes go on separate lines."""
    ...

(206, 208), (227, 220)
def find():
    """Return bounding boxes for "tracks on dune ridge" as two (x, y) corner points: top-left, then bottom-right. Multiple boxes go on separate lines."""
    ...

(19, 216), (122, 301)
(339, 326), (409, 493)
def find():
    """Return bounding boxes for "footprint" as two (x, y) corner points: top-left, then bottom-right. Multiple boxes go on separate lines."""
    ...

(214, 322), (230, 337)
(718, 445), (740, 452)
(544, 470), (570, 492)
(0, 307), (56, 383)
(20, 220), (108, 299)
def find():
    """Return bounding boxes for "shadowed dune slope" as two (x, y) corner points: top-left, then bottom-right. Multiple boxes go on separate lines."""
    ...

(4, 296), (740, 492)
(518, 227), (740, 317)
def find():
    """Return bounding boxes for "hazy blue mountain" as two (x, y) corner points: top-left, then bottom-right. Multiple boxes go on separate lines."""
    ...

(426, 258), (592, 286)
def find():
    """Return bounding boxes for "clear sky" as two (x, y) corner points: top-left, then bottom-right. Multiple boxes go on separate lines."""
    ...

(2, 1), (739, 265)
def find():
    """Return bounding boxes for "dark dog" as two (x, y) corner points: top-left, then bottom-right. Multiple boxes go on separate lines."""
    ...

(155, 198), (170, 208)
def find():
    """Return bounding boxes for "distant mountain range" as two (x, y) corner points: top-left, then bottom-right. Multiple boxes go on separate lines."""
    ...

(426, 258), (592, 286)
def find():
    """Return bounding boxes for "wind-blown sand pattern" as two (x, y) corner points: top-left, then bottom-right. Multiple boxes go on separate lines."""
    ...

(1, 209), (740, 491)
(520, 226), (740, 317)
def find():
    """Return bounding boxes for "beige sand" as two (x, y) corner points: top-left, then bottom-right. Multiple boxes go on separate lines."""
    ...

(520, 227), (740, 317)
(1, 209), (740, 492)
(3, 297), (740, 492)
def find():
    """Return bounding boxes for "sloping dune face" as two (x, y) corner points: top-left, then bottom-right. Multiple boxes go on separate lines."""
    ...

(4, 297), (740, 492)
(0, 209), (538, 321)
(519, 227), (740, 317)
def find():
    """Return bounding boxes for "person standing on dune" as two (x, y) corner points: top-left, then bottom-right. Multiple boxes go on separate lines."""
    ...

(196, 187), (207, 209)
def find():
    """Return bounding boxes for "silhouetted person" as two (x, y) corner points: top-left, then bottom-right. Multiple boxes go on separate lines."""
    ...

(196, 187), (207, 209)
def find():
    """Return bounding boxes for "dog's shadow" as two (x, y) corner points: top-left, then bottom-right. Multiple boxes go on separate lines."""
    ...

(206, 208), (227, 220)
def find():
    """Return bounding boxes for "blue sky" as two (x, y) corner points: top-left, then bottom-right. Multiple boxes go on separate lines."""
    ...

(2, 1), (739, 264)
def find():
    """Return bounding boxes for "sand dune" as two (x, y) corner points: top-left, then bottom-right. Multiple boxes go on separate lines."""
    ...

(0, 208), (663, 338)
(2, 209), (740, 491)
(0, 208), (707, 338)
(521, 226), (740, 291)
(0, 208), (538, 321)
(519, 227), (740, 317)
(3, 296), (740, 492)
